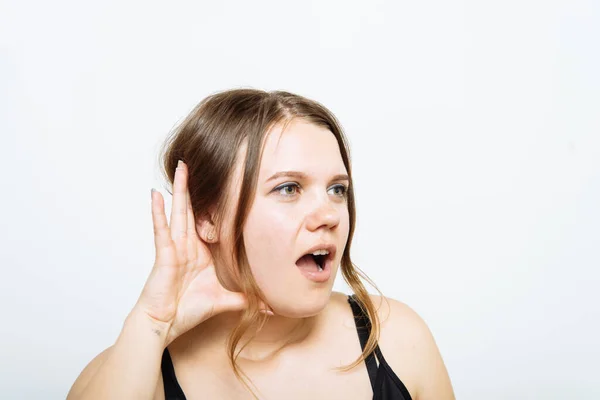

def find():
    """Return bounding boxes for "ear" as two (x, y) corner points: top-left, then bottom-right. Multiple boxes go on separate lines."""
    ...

(196, 211), (218, 243)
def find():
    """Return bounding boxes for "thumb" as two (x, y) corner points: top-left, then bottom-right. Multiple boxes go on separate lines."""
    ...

(218, 291), (249, 312)
(258, 303), (275, 316)
(220, 292), (275, 316)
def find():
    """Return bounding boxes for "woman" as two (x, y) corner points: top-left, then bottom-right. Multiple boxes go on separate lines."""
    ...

(67, 89), (455, 400)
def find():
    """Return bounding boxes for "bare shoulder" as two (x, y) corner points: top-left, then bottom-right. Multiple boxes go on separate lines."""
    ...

(367, 294), (455, 400)
(368, 294), (431, 347)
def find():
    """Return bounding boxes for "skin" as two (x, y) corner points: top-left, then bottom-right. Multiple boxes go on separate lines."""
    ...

(66, 118), (453, 400)
(194, 118), (351, 356)
(163, 119), (455, 399)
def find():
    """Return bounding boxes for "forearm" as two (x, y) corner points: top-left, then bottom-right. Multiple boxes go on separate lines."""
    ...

(71, 308), (169, 400)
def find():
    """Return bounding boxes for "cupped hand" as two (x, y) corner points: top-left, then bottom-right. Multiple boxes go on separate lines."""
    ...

(136, 160), (271, 346)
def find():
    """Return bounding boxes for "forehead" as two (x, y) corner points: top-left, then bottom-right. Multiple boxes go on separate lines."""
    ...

(258, 119), (347, 178)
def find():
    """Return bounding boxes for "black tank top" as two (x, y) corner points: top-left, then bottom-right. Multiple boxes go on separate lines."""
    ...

(161, 294), (413, 399)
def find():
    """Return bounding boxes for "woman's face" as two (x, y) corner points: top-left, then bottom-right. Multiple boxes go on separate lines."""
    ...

(216, 119), (351, 317)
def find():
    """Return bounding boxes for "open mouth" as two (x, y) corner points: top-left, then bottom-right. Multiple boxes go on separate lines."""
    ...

(296, 253), (331, 271)
(294, 247), (335, 283)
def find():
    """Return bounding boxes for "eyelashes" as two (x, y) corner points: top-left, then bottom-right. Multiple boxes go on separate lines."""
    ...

(274, 182), (349, 198)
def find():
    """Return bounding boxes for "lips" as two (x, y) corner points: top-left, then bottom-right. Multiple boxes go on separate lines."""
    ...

(295, 248), (334, 283)
(295, 243), (337, 265)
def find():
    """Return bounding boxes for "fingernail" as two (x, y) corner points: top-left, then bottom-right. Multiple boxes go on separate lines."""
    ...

(151, 188), (155, 198)
(177, 160), (183, 168)
(260, 309), (274, 316)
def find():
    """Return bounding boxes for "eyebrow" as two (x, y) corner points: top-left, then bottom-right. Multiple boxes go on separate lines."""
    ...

(266, 171), (350, 183)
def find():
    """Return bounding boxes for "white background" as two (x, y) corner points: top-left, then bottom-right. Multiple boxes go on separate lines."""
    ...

(1, 0), (599, 398)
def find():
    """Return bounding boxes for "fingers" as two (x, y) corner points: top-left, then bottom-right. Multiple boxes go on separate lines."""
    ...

(186, 187), (198, 261)
(220, 292), (275, 316)
(186, 185), (197, 237)
(170, 160), (188, 243)
(258, 307), (275, 316)
(151, 189), (172, 255)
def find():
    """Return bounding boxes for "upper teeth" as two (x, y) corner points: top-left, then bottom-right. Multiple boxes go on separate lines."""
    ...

(312, 249), (329, 256)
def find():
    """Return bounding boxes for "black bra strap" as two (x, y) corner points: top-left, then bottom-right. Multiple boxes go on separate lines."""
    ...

(161, 347), (187, 400)
(347, 294), (379, 392)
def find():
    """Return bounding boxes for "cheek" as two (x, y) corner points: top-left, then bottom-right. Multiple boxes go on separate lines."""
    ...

(341, 208), (351, 237)
(243, 205), (298, 276)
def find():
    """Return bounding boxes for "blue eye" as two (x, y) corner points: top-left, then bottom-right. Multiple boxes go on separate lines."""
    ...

(329, 184), (348, 197)
(275, 183), (300, 196)
(273, 183), (348, 198)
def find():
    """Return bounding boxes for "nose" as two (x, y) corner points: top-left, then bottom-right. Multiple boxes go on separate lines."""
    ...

(305, 196), (341, 232)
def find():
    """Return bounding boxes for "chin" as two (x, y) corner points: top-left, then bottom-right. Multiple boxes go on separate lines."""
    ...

(268, 288), (333, 318)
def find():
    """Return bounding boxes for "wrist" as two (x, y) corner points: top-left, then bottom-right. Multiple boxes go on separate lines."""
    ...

(119, 306), (172, 349)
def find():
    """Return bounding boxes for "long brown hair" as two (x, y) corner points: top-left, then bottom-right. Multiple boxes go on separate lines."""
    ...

(159, 88), (385, 398)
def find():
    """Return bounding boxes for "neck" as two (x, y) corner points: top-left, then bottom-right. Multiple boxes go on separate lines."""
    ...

(194, 310), (320, 362)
